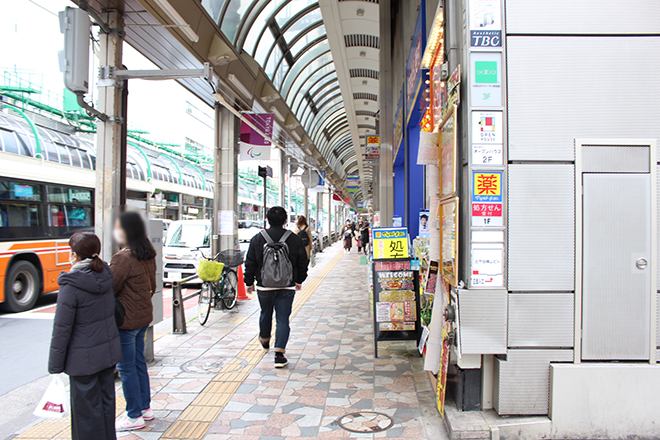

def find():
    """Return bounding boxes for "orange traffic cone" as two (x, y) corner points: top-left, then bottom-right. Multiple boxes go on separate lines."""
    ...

(236, 265), (250, 300)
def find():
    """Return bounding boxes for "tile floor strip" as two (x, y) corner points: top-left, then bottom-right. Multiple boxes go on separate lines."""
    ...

(15, 252), (342, 440)
(160, 252), (344, 440)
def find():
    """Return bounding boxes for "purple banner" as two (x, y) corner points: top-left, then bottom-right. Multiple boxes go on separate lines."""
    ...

(240, 113), (274, 146)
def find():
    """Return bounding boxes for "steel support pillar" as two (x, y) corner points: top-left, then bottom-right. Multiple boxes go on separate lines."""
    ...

(303, 185), (309, 221)
(279, 151), (286, 208)
(378, 0), (394, 227)
(327, 190), (332, 241)
(95, 11), (124, 260)
(212, 105), (240, 255)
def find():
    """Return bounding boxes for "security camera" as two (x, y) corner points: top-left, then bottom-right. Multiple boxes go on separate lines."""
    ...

(440, 63), (449, 81)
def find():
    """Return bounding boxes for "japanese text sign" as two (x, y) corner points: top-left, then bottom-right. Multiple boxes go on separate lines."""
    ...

(472, 171), (502, 203)
(373, 227), (410, 260)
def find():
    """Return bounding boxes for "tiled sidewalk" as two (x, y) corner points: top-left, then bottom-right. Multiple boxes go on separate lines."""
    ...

(13, 243), (447, 440)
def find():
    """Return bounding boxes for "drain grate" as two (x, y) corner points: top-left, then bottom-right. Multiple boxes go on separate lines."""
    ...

(337, 411), (394, 433)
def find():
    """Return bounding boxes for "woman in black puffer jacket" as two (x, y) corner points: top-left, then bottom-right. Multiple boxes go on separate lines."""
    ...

(48, 232), (122, 440)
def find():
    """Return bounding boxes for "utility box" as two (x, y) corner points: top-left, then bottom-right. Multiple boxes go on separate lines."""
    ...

(146, 219), (163, 362)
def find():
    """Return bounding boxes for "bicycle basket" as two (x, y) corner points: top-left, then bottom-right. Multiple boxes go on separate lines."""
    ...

(217, 250), (244, 267)
(198, 260), (225, 282)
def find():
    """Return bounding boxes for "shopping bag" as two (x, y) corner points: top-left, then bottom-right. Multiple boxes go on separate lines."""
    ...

(33, 375), (67, 418)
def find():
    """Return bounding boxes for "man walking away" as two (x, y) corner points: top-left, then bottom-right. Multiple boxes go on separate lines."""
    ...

(244, 206), (308, 368)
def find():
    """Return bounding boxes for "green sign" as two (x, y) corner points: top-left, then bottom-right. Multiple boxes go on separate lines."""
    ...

(474, 61), (498, 84)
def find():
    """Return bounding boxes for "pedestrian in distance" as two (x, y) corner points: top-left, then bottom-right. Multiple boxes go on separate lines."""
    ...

(244, 206), (308, 368)
(341, 219), (354, 253)
(111, 211), (157, 432)
(293, 215), (313, 262)
(48, 231), (122, 440)
(360, 220), (370, 255)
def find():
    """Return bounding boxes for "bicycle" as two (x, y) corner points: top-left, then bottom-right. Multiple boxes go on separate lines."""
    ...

(196, 249), (244, 326)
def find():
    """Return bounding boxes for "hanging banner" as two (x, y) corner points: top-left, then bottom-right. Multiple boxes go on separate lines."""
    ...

(440, 198), (459, 286)
(372, 227), (410, 260)
(440, 107), (457, 199)
(393, 90), (405, 160)
(239, 143), (271, 161)
(346, 173), (360, 194)
(240, 113), (274, 146)
(405, 0), (426, 121)
(469, 0), (502, 48)
(365, 136), (380, 162)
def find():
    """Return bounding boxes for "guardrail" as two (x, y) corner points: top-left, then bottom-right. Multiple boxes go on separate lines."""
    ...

(171, 274), (202, 335)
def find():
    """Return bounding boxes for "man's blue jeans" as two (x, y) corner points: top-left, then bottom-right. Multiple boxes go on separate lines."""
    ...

(117, 326), (151, 419)
(257, 289), (295, 353)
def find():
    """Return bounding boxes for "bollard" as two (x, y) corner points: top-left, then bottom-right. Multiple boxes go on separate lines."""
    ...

(172, 281), (187, 335)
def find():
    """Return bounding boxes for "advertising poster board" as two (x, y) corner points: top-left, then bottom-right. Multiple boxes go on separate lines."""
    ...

(440, 197), (459, 286)
(470, 243), (504, 287)
(372, 258), (421, 357)
(419, 209), (430, 237)
(440, 107), (458, 199)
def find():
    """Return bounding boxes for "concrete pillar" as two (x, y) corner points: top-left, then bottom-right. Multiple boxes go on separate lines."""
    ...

(178, 193), (183, 220)
(212, 105), (240, 255)
(378, 0), (394, 227)
(95, 11), (124, 260)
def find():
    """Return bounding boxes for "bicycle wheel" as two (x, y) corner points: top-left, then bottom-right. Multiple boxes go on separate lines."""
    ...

(198, 283), (212, 326)
(222, 270), (238, 310)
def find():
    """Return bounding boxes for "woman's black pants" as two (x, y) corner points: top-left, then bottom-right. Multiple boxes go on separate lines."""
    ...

(69, 366), (117, 440)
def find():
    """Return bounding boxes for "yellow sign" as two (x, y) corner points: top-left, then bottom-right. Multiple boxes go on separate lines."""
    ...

(473, 172), (502, 202)
(372, 227), (410, 259)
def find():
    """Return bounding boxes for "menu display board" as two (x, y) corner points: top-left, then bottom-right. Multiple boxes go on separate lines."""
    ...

(372, 258), (421, 357)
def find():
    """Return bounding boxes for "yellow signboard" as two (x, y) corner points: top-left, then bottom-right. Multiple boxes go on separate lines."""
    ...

(372, 227), (410, 259)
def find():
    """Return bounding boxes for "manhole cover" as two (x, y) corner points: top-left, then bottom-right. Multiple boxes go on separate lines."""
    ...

(181, 356), (247, 374)
(337, 411), (394, 433)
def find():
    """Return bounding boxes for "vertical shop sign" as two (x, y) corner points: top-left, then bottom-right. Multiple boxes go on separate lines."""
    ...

(372, 227), (410, 259)
(471, 111), (503, 165)
(472, 171), (503, 226)
(470, 52), (502, 107)
(406, 3), (426, 117)
(393, 90), (405, 159)
(471, 243), (504, 287)
(469, 0), (502, 47)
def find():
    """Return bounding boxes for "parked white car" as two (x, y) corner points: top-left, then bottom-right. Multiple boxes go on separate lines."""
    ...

(162, 220), (210, 284)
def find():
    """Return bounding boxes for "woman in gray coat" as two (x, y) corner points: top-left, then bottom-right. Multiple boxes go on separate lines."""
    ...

(48, 232), (122, 440)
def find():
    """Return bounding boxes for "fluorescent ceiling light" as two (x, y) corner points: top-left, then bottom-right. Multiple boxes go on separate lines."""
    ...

(270, 106), (285, 122)
(291, 131), (302, 142)
(152, 0), (199, 43)
(228, 73), (252, 98)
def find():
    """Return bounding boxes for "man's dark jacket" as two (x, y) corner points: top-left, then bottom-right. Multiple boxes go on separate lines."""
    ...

(48, 264), (122, 376)
(244, 226), (309, 287)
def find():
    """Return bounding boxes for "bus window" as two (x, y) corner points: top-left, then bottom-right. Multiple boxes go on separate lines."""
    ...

(0, 180), (40, 201)
(68, 205), (90, 226)
(0, 202), (42, 227)
(68, 189), (92, 204)
(47, 185), (68, 203)
(49, 205), (68, 227)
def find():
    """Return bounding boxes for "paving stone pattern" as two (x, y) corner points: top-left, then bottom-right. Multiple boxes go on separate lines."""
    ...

(13, 244), (447, 440)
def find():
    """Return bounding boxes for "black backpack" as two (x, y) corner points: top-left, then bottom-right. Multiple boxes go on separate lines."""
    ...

(297, 226), (310, 247)
(260, 230), (294, 288)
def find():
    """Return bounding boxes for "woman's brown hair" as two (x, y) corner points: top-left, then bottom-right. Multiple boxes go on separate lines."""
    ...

(69, 231), (104, 272)
(296, 215), (308, 229)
